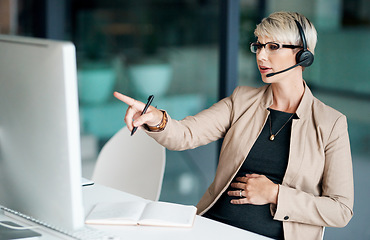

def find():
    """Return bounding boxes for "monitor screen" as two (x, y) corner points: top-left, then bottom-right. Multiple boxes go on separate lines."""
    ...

(0, 34), (84, 230)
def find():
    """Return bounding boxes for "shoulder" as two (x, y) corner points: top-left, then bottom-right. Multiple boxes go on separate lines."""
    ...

(301, 84), (346, 124)
(311, 96), (346, 122)
(310, 96), (349, 143)
(230, 85), (269, 103)
(219, 85), (270, 120)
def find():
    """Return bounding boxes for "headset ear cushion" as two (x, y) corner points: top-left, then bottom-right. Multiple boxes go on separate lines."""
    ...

(296, 49), (314, 67)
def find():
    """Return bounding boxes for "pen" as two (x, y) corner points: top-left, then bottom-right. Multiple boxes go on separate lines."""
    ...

(131, 95), (154, 136)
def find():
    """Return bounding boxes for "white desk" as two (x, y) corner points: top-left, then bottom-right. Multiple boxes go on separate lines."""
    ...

(1, 183), (272, 240)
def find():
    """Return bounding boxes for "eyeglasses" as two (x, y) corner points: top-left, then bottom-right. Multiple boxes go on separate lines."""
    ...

(250, 42), (302, 54)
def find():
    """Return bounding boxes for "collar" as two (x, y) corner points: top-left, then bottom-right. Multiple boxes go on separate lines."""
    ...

(261, 81), (314, 119)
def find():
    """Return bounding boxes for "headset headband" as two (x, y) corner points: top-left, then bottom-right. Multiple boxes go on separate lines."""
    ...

(294, 20), (307, 50)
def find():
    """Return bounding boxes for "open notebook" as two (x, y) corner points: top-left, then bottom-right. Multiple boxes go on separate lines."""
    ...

(85, 201), (197, 228)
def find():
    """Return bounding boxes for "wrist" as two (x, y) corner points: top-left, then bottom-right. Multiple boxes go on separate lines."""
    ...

(147, 111), (167, 132)
(270, 184), (279, 204)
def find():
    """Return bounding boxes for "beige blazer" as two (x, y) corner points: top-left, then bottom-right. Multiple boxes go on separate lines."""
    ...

(147, 83), (354, 240)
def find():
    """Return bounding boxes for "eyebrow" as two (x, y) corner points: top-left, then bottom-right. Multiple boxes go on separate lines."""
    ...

(256, 41), (277, 45)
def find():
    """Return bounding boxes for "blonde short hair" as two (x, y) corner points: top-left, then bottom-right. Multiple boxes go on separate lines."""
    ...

(254, 12), (317, 54)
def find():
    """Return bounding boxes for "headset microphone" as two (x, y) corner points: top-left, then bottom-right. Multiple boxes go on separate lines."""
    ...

(266, 63), (301, 77)
(266, 20), (314, 78)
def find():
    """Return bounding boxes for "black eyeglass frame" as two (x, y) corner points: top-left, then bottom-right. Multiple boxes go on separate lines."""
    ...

(250, 42), (302, 54)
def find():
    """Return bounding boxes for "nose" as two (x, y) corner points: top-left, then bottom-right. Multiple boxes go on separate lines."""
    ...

(256, 47), (268, 62)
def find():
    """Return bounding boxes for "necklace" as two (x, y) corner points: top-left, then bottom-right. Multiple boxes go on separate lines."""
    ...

(269, 112), (295, 141)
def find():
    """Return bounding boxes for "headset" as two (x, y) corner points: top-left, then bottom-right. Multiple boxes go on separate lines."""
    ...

(266, 20), (314, 77)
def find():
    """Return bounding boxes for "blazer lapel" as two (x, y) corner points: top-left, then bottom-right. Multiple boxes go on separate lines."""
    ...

(237, 86), (273, 171)
(283, 83), (313, 186)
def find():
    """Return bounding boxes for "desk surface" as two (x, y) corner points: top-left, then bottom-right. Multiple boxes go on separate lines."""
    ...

(1, 184), (272, 240)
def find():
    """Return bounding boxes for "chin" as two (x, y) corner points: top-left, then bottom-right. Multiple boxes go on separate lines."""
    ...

(261, 74), (273, 84)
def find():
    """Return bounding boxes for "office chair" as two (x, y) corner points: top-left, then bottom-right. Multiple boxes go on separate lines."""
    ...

(92, 126), (166, 201)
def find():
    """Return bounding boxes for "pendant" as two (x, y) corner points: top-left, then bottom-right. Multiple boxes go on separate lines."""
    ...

(269, 134), (275, 141)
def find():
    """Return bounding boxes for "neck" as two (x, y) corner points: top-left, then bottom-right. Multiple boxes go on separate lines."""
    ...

(270, 79), (305, 113)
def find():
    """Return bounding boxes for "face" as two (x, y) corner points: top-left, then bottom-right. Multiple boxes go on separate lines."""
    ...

(255, 36), (300, 83)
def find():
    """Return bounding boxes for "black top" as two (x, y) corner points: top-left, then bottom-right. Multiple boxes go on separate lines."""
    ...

(204, 109), (296, 240)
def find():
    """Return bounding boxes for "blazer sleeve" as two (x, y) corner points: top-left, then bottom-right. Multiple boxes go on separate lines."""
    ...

(146, 87), (241, 151)
(272, 115), (354, 227)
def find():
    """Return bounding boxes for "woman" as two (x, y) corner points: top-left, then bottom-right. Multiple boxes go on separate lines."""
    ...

(114, 12), (353, 240)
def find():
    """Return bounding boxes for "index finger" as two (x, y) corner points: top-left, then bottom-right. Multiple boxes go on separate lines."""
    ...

(114, 91), (145, 110)
(245, 173), (261, 178)
(235, 176), (247, 183)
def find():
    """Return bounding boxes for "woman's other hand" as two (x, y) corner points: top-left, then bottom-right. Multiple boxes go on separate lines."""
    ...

(228, 174), (279, 205)
(113, 91), (164, 132)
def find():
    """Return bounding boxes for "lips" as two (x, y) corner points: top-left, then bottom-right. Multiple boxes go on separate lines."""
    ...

(259, 65), (272, 74)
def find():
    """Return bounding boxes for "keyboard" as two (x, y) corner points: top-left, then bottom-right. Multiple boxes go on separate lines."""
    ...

(1, 206), (121, 240)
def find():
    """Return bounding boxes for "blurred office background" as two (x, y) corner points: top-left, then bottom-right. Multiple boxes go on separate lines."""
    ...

(1, 0), (369, 239)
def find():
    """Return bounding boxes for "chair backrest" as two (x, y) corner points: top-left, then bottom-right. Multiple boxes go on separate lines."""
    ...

(92, 127), (166, 201)
(321, 227), (325, 240)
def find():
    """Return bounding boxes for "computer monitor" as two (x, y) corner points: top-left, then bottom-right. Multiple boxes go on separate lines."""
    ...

(0, 34), (84, 231)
